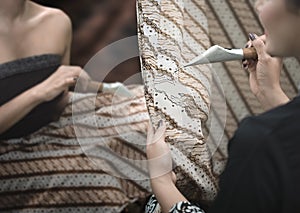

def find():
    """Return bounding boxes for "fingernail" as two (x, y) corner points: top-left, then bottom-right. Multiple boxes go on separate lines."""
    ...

(243, 64), (248, 70)
(249, 33), (256, 41)
(158, 120), (163, 127)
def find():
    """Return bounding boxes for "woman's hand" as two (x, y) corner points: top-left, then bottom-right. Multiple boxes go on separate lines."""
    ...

(147, 120), (187, 213)
(34, 65), (91, 102)
(147, 120), (175, 184)
(243, 34), (289, 110)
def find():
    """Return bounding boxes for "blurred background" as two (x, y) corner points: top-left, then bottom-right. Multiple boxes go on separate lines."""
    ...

(33, 0), (142, 84)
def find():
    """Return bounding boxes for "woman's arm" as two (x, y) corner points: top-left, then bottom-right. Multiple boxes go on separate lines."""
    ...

(0, 65), (85, 135)
(147, 121), (188, 212)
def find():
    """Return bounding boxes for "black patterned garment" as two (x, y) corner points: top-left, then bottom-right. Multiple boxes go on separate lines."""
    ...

(146, 195), (205, 213)
(145, 195), (162, 213)
(169, 202), (205, 213)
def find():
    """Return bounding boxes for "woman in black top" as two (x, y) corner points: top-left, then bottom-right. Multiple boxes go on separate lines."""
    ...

(0, 1), (150, 212)
(0, 0), (128, 139)
(0, 0), (93, 138)
(146, 0), (300, 212)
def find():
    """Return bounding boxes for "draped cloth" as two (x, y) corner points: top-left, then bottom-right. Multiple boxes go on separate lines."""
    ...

(0, 84), (152, 213)
(136, 0), (228, 205)
(0, 54), (153, 213)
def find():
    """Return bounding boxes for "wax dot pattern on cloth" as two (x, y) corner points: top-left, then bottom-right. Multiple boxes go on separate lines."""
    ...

(137, 0), (227, 204)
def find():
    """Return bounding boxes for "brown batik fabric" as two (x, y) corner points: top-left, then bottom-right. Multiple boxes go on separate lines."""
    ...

(0, 86), (152, 213)
(136, 0), (228, 205)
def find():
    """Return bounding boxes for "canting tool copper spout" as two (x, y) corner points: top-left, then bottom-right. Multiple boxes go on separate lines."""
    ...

(184, 45), (257, 67)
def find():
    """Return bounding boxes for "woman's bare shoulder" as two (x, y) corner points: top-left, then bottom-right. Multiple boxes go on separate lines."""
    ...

(29, 2), (72, 33)
(22, 2), (72, 57)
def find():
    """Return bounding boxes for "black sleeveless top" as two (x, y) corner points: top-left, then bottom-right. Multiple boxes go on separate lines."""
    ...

(0, 54), (68, 139)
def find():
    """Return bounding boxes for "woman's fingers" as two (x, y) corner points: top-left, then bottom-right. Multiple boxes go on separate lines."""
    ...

(147, 121), (155, 145)
(55, 66), (91, 93)
(242, 59), (248, 69)
(245, 40), (252, 49)
(65, 77), (78, 87)
(147, 120), (167, 146)
(243, 34), (267, 71)
(146, 120), (173, 179)
(147, 120), (167, 151)
(171, 171), (177, 184)
(243, 39), (254, 70)
(38, 65), (87, 101)
(260, 34), (266, 43)
(72, 69), (91, 93)
(152, 120), (167, 144)
(248, 59), (258, 73)
(250, 33), (269, 61)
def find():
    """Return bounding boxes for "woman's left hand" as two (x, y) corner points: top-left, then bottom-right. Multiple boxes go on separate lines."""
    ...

(242, 34), (289, 110)
(147, 120), (189, 213)
(146, 120), (176, 184)
(73, 69), (92, 93)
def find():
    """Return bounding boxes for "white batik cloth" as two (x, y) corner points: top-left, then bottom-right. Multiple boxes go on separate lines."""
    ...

(137, 0), (227, 205)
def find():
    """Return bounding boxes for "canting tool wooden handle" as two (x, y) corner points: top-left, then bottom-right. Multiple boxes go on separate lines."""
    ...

(243, 47), (258, 59)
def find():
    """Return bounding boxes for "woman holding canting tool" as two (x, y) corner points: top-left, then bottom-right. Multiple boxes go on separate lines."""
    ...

(146, 0), (300, 212)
